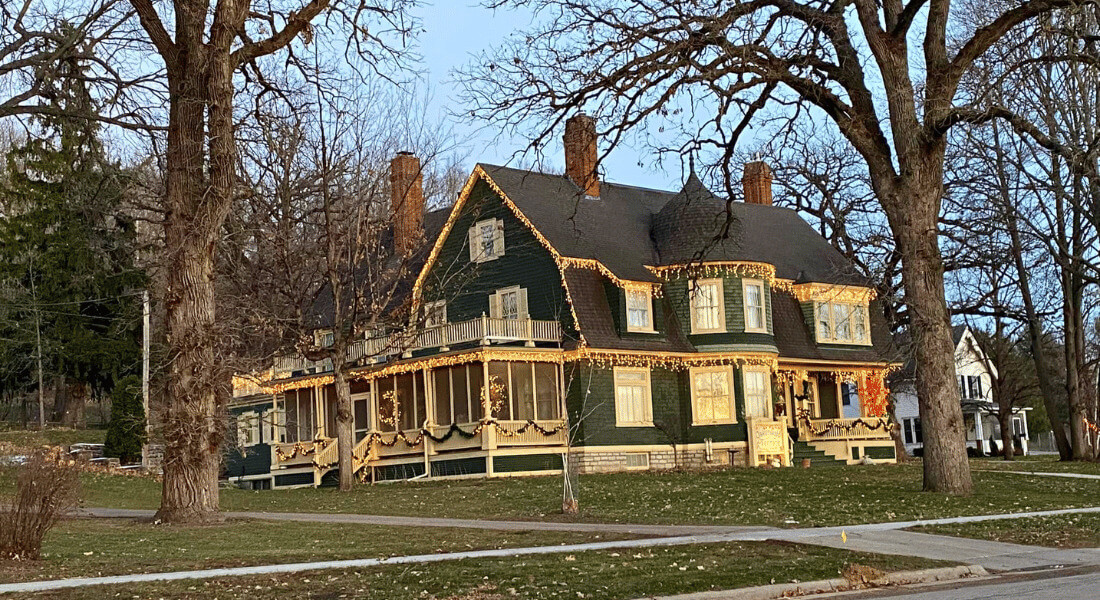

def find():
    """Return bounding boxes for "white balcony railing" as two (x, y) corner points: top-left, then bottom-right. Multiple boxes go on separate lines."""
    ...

(274, 317), (562, 377)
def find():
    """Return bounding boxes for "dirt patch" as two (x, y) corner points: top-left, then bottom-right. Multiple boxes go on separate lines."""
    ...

(842, 563), (886, 586)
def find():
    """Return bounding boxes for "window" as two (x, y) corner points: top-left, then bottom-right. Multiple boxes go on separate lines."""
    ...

(315, 329), (335, 348)
(690, 279), (725, 333)
(690, 367), (735, 424)
(1012, 417), (1025, 438)
(903, 418), (923, 445)
(742, 279), (767, 333)
(624, 453), (650, 469)
(486, 361), (561, 421)
(490, 286), (527, 320)
(625, 288), (654, 332)
(815, 302), (870, 344)
(958, 375), (983, 400)
(424, 300), (447, 327)
(236, 411), (260, 447)
(614, 367), (652, 426)
(743, 368), (771, 419)
(468, 218), (504, 262)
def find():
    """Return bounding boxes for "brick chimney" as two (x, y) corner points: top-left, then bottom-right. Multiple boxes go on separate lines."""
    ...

(390, 152), (424, 255)
(742, 161), (773, 206)
(563, 114), (600, 198)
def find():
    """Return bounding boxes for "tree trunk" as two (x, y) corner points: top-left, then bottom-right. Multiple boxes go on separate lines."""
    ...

(890, 182), (972, 495)
(155, 46), (224, 524)
(888, 399), (909, 462)
(999, 410), (1015, 460)
(1007, 213), (1072, 459)
(334, 367), (355, 490)
(1063, 279), (1090, 460)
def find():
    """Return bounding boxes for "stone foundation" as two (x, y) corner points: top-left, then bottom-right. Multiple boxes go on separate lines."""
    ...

(572, 446), (749, 474)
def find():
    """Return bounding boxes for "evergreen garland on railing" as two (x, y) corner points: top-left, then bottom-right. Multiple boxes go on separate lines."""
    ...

(304, 418), (569, 469)
(796, 409), (891, 436)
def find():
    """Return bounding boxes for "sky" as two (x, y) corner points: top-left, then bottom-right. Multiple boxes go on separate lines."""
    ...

(417, 3), (679, 193)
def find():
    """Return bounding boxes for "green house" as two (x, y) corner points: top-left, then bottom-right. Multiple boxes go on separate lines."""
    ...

(229, 116), (899, 489)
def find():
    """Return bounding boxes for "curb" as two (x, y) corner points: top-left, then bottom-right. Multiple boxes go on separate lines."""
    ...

(637, 565), (990, 600)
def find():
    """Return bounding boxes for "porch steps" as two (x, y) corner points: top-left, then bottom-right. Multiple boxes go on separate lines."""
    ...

(791, 440), (846, 467)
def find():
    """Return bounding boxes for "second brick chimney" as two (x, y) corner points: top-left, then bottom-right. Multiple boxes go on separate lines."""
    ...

(564, 114), (600, 198)
(391, 152), (424, 255)
(742, 161), (773, 206)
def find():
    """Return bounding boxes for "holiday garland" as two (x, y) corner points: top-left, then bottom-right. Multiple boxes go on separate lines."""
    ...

(310, 418), (569, 469)
(796, 409), (891, 436)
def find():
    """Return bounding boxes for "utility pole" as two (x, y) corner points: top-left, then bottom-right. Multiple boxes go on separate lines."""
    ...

(30, 259), (45, 430)
(141, 289), (151, 470)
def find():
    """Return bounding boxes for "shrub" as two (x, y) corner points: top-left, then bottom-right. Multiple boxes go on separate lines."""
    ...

(104, 375), (146, 464)
(0, 448), (81, 560)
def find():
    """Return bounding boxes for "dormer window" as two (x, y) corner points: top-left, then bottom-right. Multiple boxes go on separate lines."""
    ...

(742, 278), (766, 333)
(816, 301), (869, 344)
(468, 218), (504, 263)
(690, 278), (725, 334)
(625, 288), (654, 332)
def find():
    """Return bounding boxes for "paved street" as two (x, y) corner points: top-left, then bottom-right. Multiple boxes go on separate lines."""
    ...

(812, 568), (1100, 599)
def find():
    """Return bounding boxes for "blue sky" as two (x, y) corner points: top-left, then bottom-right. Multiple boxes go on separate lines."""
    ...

(418, 3), (678, 192)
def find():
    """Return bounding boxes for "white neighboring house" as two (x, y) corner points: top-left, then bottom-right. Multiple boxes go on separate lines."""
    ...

(893, 325), (1030, 456)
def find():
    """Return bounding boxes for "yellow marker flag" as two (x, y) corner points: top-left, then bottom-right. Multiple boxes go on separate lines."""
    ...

(841, 530), (847, 544)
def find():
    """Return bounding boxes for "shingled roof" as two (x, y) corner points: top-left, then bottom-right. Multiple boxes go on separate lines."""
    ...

(482, 163), (868, 287)
(478, 164), (891, 362)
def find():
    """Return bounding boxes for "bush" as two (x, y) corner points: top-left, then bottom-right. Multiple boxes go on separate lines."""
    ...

(104, 375), (146, 464)
(0, 448), (81, 560)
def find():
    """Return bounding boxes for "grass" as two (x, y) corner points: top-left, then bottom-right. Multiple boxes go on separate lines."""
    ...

(4, 461), (1097, 528)
(0, 517), (635, 584)
(5, 540), (954, 599)
(915, 512), (1100, 549)
(0, 428), (105, 452)
(969, 455), (1100, 476)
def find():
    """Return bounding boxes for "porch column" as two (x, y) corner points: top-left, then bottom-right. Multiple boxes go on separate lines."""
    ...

(482, 360), (496, 451)
(314, 384), (324, 439)
(973, 411), (985, 453)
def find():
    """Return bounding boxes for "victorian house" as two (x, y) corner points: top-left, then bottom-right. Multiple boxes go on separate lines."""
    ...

(228, 115), (899, 489)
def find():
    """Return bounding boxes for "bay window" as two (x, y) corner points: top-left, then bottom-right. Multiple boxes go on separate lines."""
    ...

(742, 278), (766, 333)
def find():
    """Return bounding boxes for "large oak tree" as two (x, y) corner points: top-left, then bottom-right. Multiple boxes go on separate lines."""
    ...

(127, 0), (413, 522)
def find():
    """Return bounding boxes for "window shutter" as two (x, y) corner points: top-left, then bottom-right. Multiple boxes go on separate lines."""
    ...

(489, 292), (502, 319)
(236, 414), (246, 447)
(517, 288), (529, 319)
(468, 225), (478, 262)
(493, 219), (505, 257)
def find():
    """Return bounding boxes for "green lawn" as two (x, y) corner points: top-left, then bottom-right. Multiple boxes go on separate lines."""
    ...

(0, 517), (634, 584)
(916, 512), (1100, 549)
(5, 540), (953, 600)
(0, 428), (105, 452)
(5, 461), (1096, 528)
(970, 455), (1100, 476)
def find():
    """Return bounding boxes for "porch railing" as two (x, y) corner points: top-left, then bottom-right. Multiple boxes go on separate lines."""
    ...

(275, 317), (562, 376)
(799, 417), (892, 442)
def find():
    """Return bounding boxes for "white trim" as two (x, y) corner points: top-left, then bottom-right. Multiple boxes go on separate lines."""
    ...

(689, 366), (736, 425)
(613, 367), (653, 426)
(741, 278), (768, 333)
(690, 278), (726, 334)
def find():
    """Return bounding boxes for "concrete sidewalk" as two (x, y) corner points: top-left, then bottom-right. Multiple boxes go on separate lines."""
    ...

(20, 505), (1093, 595)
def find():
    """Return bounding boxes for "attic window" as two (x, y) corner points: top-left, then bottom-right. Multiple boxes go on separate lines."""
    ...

(625, 289), (654, 332)
(469, 218), (504, 263)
